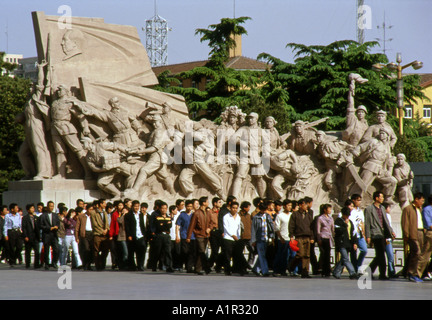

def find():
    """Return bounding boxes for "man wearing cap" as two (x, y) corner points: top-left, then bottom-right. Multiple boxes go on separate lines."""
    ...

(124, 115), (175, 198)
(230, 112), (267, 199)
(360, 110), (397, 149)
(350, 127), (397, 205)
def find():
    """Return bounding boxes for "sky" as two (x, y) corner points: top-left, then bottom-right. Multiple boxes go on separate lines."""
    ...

(1, 0), (431, 73)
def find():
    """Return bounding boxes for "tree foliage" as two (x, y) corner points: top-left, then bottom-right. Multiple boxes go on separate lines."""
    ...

(258, 40), (426, 131)
(155, 17), (268, 119)
(0, 53), (32, 197)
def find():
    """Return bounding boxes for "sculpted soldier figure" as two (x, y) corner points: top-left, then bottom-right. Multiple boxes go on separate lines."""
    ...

(179, 123), (226, 200)
(350, 128), (397, 205)
(230, 112), (267, 199)
(16, 60), (52, 180)
(342, 73), (369, 146)
(78, 96), (144, 147)
(393, 153), (414, 209)
(124, 115), (175, 199)
(50, 85), (93, 180)
(82, 138), (138, 200)
(264, 116), (285, 151)
(286, 120), (319, 155)
(315, 131), (352, 200)
(360, 110), (397, 149)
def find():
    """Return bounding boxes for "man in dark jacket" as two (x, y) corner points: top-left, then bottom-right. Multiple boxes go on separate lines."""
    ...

(288, 199), (314, 278)
(125, 200), (151, 271)
(333, 207), (359, 279)
(22, 204), (41, 269)
(40, 201), (60, 270)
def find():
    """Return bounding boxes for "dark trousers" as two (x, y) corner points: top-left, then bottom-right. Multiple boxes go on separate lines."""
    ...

(171, 240), (182, 269)
(319, 239), (331, 276)
(110, 236), (118, 267)
(237, 239), (252, 271)
(128, 237), (147, 270)
(310, 241), (319, 274)
(153, 233), (172, 270)
(369, 236), (387, 277)
(0, 238), (8, 261)
(209, 230), (223, 270)
(273, 239), (290, 274)
(181, 239), (196, 272)
(24, 239), (40, 268)
(223, 239), (245, 274)
(195, 237), (209, 273)
(93, 235), (110, 270)
(79, 232), (94, 270)
(7, 230), (23, 265)
(43, 233), (59, 267)
(116, 240), (128, 270)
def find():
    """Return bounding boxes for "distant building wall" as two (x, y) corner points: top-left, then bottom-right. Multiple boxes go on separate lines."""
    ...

(410, 162), (432, 199)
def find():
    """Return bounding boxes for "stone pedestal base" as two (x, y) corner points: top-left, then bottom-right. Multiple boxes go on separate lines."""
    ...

(3, 180), (101, 211)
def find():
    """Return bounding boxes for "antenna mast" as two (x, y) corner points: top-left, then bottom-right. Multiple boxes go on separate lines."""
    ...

(144, 0), (171, 67)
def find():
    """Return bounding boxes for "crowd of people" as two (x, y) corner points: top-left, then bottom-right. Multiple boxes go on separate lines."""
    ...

(1, 191), (432, 283)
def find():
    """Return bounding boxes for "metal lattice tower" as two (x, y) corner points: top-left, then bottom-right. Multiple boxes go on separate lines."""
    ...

(145, 3), (171, 67)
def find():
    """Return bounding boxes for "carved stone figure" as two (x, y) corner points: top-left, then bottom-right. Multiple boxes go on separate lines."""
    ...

(16, 60), (52, 180)
(179, 123), (225, 200)
(315, 131), (352, 200)
(342, 73), (369, 146)
(270, 149), (318, 200)
(77, 97), (144, 147)
(393, 153), (414, 209)
(61, 29), (84, 61)
(286, 120), (318, 155)
(82, 137), (137, 200)
(124, 115), (175, 199)
(230, 112), (267, 199)
(360, 110), (397, 149)
(350, 127), (398, 205)
(50, 85), (93, 180)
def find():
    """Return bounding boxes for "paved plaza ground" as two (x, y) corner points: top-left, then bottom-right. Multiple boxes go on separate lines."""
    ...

(0, 262), (430, 301)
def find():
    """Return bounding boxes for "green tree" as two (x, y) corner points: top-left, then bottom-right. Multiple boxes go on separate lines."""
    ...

(155, 17), (267, 119)
(258, 40), (426, 131)
(0, 52), (31, 198)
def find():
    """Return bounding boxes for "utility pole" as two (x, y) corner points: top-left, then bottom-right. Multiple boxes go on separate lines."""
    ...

(375, 12), (393, 55)
(356, 0), (365, 44)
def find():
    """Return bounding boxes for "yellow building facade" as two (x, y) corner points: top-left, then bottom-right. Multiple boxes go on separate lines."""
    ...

(404, 74), (432, 125)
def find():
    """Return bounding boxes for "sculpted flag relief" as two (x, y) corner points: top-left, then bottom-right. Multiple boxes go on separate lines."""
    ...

(16, 11), (414, 210)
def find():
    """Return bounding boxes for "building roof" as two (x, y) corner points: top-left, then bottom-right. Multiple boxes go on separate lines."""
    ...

(152, 56), (271, 76)
(419, 73), (432, 88)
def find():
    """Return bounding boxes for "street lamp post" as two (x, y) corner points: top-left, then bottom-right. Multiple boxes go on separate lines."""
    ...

(373, 53), (423, 135)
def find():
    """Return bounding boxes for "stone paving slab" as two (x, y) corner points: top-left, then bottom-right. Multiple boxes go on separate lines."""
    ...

(0, 264), (431, 300)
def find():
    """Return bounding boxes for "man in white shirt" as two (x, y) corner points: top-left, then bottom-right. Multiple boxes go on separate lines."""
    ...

(169, 205), (181, 270)
(273, 200), (292, 276)
(222, 201), (242, 275)
(350, 194), (368, 273)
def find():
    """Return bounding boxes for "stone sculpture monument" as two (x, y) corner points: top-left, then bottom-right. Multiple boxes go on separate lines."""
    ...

(4, 12), (415, 230)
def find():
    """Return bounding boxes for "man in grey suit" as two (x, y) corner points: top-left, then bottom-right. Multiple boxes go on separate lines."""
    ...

(364, 191), (395, 280)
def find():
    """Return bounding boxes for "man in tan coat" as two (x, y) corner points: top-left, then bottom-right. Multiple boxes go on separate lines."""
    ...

(401, 193), (426, 282)
(90, 199), (110, 271)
